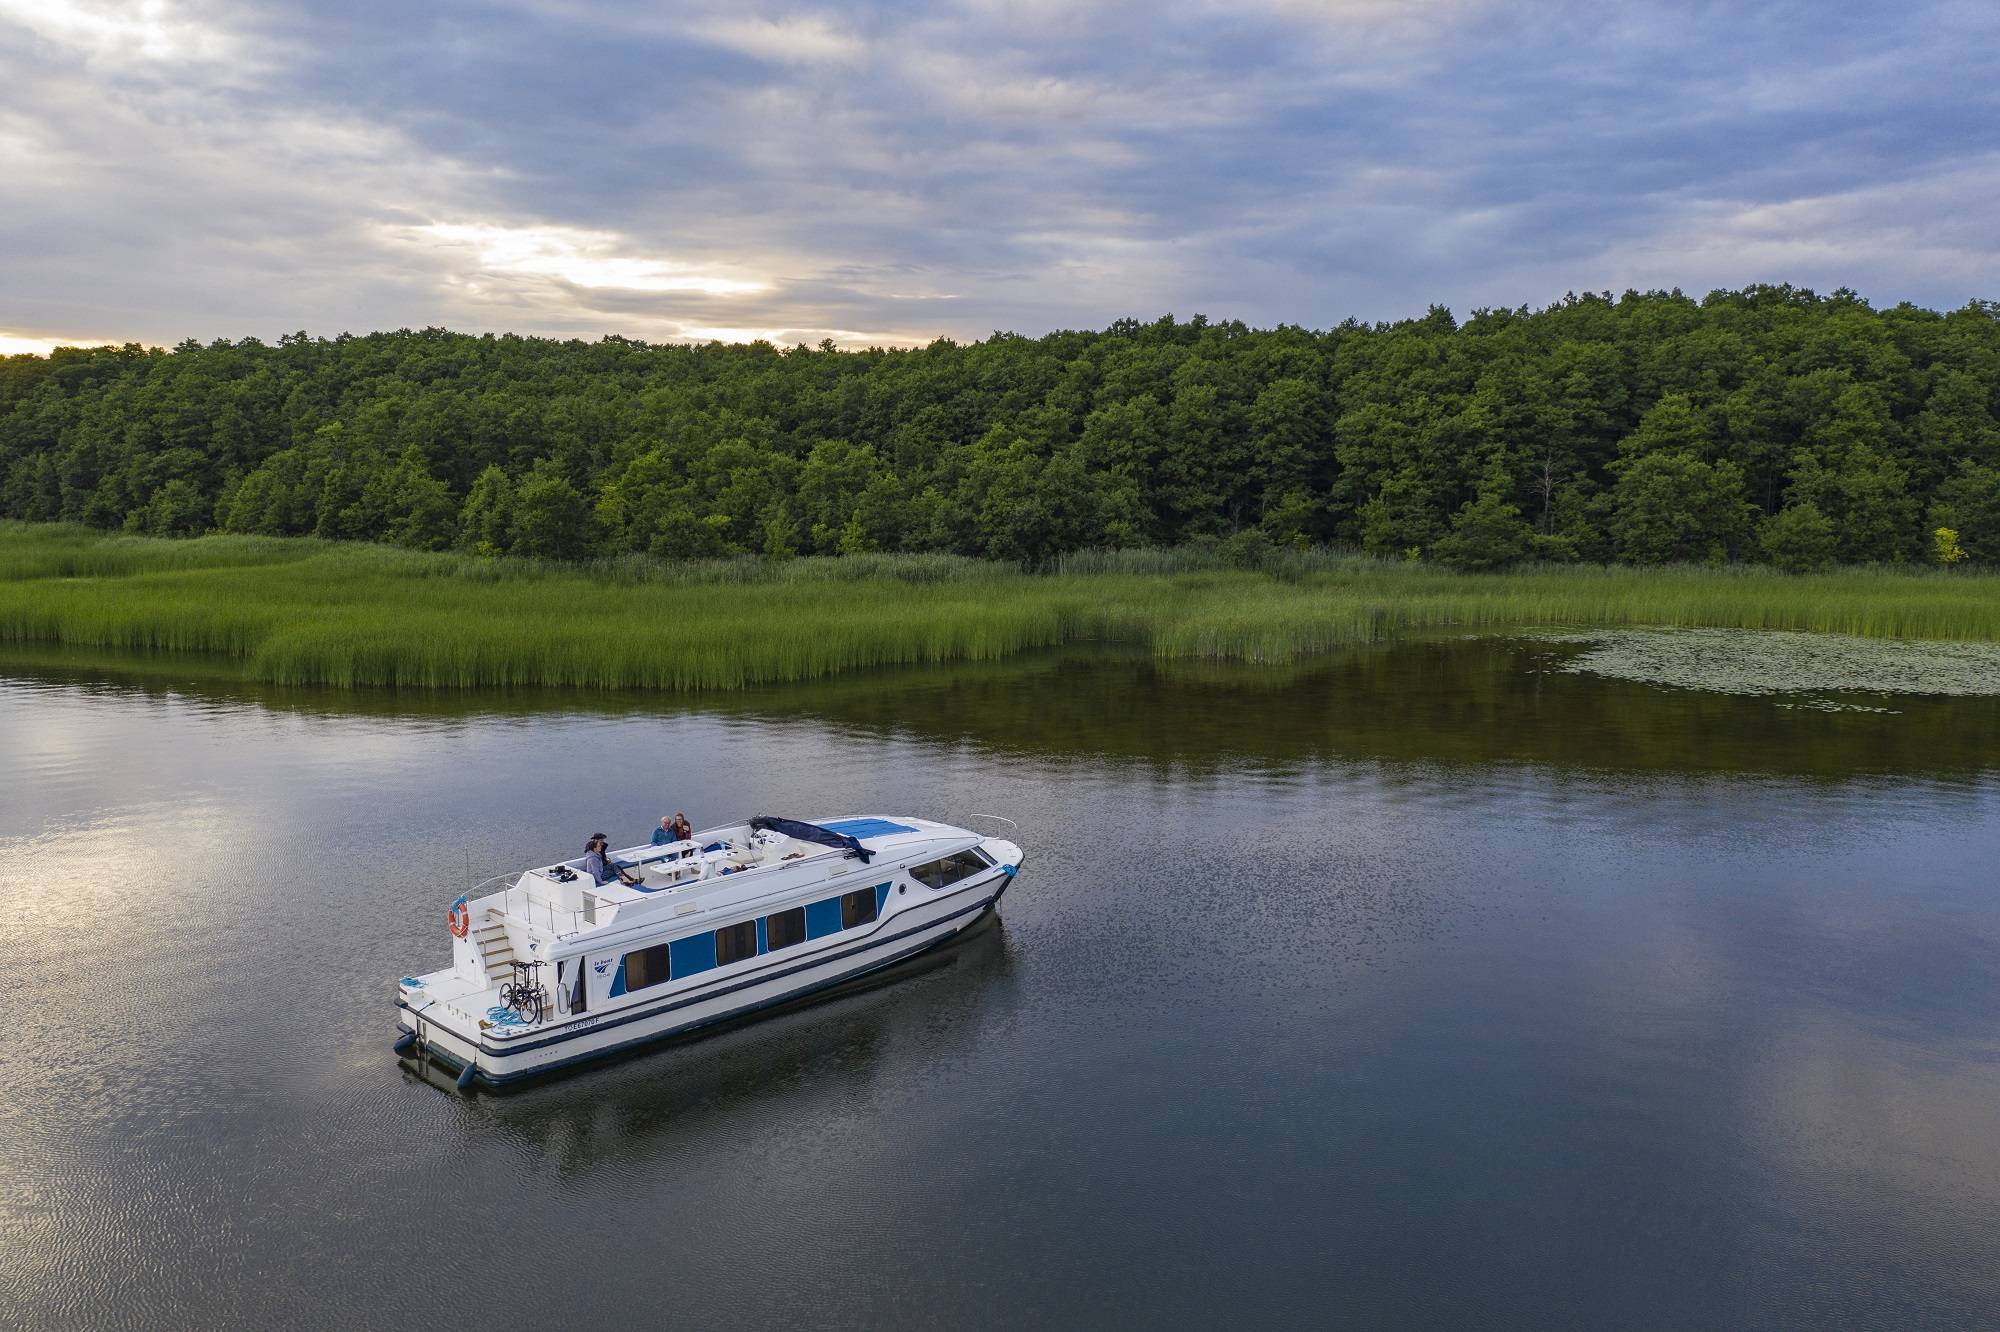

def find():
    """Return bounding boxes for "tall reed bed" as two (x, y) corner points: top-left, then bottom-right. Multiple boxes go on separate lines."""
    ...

(0, 524), (318, 581)
(2, 523), (1996, 689)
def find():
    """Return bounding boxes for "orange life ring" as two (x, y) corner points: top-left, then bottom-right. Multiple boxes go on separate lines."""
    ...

(447, 896), (471, 939)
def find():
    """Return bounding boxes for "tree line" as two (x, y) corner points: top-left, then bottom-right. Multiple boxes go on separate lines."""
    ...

(2, 284), (1996, 571)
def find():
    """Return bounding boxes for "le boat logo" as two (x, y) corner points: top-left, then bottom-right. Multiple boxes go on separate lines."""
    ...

(593, 958), (612, 975)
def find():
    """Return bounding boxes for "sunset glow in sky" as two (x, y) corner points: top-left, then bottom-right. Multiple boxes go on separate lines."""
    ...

(2, 0), (1996, 350)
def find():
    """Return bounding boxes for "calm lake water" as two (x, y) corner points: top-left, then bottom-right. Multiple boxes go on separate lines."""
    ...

(3, 639), (2000, 1329)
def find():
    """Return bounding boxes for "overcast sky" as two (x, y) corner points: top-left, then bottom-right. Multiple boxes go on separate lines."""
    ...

(1, 0), (1995, 353)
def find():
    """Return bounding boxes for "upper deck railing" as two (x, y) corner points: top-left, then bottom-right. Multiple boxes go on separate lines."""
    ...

(449, 819), (987, 943)
(499, 883), (603, 936)
(962, 813), (1019, 834)
(455, 865), (609, 938)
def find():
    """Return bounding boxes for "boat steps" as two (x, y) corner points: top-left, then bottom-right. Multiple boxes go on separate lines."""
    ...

(472, 918), (517, 984)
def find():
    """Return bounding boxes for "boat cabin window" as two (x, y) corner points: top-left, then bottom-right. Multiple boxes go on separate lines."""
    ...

(610, 885), (902, 1001)
(766, 906), (806, 951)
(909, 851), (987, 890)
(715, 920), (757, 966)
(623, 941), (671, 992)
(840, 886), (878, 929)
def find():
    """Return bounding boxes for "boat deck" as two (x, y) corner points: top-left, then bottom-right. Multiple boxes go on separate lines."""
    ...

(397, 814), (1025, 1085)
(399, 969), (506, 1036)
(404, 816), (988, 1034)
(506, 817), (974, 930)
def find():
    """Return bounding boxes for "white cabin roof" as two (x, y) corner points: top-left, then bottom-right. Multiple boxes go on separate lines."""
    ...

(492, 815), (985, 962)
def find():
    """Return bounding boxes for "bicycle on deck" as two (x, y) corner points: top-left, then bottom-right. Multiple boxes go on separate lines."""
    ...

(500, 959), (549, 1025)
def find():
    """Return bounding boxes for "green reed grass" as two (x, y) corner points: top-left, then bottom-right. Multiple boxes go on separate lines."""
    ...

(2, 522), (1997, 690)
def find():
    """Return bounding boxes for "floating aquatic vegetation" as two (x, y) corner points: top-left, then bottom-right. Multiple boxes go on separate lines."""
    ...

(1773, 700), (1901, 714)
(1539, 628), (2000, 700)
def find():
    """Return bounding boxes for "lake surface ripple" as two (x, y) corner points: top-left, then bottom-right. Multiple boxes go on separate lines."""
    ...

(2, 639), (1999, 1329)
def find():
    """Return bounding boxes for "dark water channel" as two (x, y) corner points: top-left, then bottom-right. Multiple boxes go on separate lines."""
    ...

(3, 639), (2000, 1329)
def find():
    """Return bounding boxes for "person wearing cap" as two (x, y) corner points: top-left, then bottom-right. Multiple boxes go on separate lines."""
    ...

(583, 833), (641, 886)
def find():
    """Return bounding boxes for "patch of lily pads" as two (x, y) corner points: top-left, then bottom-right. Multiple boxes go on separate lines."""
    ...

(1532, 627), (2000, 705)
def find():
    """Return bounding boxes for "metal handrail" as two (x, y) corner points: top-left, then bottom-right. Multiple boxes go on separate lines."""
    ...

(461, 870), (520, 899)
(963, 813), (1019, 833)
(446, 872), (602, 940)
(502, 885), (592, 937)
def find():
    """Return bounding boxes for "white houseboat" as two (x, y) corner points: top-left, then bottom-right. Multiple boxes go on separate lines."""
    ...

(395, 815), (1024, 1088)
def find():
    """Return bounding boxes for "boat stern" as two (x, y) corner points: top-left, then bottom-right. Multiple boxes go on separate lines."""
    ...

(395, 969), (495, 1086)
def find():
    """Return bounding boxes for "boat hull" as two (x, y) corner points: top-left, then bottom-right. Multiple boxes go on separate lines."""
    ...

(398, 866), (1011, 1087)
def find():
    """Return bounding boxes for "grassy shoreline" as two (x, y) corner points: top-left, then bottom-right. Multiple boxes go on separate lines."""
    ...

(3, 522), (1997, 691)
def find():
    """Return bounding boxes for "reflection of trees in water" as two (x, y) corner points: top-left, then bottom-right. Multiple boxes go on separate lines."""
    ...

(460, 916), (1017, 1178)
(5, 639), (1999, 779)
(702, 643), (2000, 780)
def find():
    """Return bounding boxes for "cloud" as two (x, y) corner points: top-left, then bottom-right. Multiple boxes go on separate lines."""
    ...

(397, 221), (771, 295)
(1562, 153), (2000, 306)
(0, 333), (85, 355)
(0, 0), (1996, 349)
(0, 0), (244, 67)
(687, 14), (864, 66)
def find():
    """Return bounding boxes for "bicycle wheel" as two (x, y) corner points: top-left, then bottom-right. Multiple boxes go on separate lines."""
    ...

(499, 981), (519, 1009)
(521, 988), (546, 1024)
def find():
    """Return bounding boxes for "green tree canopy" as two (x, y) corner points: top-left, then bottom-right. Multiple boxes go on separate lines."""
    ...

(2, 287), (1997, 568)
(1610, 452), (1755, 565)
(1758, 501), (1838, 573)
(1432, 490), (1533, 572)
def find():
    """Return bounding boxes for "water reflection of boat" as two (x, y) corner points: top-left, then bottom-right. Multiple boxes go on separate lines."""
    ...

(395, 815), (1024, 1089)
(410, 913), (1019, 1162)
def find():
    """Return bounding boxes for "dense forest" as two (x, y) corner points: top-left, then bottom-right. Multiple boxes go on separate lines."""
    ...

(2, 285), (1997, 571)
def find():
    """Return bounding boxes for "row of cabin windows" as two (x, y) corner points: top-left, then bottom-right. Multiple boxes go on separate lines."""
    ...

(612, 883), (887, 997)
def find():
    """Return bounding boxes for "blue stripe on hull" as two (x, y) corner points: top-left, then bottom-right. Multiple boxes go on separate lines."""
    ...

(401, 897), (1000, 1087)
(467, 871), (1008, 1059)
